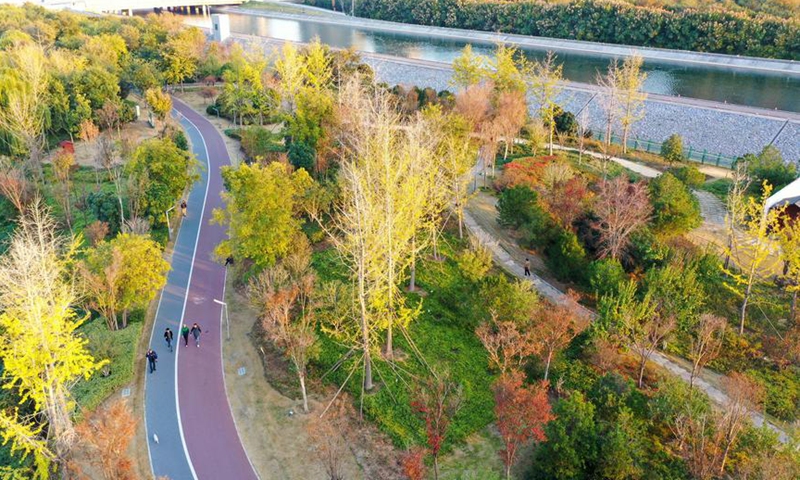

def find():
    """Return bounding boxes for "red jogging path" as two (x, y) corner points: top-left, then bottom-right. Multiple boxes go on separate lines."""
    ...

(145, 98), (258, 480)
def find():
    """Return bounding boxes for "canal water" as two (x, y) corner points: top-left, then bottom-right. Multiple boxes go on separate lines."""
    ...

(184, 11), (800, 112)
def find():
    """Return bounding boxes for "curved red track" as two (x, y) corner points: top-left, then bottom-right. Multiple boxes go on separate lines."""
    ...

(173, 98), (258, 480)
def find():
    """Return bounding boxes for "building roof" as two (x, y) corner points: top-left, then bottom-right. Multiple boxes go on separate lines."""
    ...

(766, 176), (800, 212)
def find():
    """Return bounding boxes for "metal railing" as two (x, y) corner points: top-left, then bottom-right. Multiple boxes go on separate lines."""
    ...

(595, 132), (738, 169)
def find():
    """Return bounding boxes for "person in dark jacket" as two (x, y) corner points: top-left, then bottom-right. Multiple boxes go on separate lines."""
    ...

(146, 349), (158, 373)
(190, 322), (202, 348)
(164, 327), (174, 352)
(181, 324), (190, 347)
(180, 200), (187, 217)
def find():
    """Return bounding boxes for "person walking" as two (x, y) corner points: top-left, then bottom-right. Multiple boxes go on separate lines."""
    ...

(523, 258), (531, 277)
(146, 349), (158, 374)
(164, 327), (174, 352)
(181, 324), (190, 347)
(180, 200), (187, 217)
(190, 322), (202, 348)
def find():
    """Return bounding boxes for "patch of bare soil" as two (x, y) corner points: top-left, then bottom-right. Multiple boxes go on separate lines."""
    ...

(44, 96), (159, 168)
(222, 280), (404, 480)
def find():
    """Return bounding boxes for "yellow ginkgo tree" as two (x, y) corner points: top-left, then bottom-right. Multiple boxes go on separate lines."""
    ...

(0, 203), (106, 477)
(722, 182), (784, 334)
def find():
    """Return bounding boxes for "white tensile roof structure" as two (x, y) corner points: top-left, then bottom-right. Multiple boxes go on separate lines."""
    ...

(766, 176), (800, 212)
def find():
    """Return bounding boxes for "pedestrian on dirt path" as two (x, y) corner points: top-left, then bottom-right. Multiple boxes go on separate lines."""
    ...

(164, 328), (174, 352)
(181, 324), (190, 347)
(523, 258), (531, 277)
(180, 200), (187, 217)
(190, 322), (202, 348)
(146, 349), (158, 373)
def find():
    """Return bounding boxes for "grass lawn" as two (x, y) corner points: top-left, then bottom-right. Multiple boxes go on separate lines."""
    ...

(311, 235), (498, 452)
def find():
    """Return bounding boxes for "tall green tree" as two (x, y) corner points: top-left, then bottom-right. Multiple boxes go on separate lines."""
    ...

(213, 162), (313, 270)
(450, 44), (487, 90)
(126, 138), (197, 225)
(81, 233), (170, 330)
(537, 392), (599, 480)
(649, 172), (702, 236)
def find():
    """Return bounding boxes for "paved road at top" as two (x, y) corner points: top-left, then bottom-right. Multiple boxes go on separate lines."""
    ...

(144, 99), (258, 480)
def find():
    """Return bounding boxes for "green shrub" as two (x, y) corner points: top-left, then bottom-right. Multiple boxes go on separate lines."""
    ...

(554, 107), (577, 137)
(738, 145), (797, 194)
(223, 128), (242, 140)
(746, 369), (799, 422)
(702, 178), (733, 200)
(649, 172), (702, 236)
(588, 258), (626, 298)
(456, 240), (492, 284)
(668, 165), (705, 189)
(660, 134), (684, 164)
(481, 274), (539, 325)
(86, 190), (123, 234)
(172, 129), (189, 151)
(288, 140), (315, 172)
(497, 185), (539, 228)
(544, 228), (589, 284)
(628, 229), (671, 270)
(72, 314), (143, 415)
(240, 127), (283, 161)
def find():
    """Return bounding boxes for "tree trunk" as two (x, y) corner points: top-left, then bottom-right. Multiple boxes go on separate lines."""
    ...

(689, 361), (699, 389)
(122, 309), (128, 329)
(505, 463), (512, 480)
(358, 264), (373, 391)
(720, 439), (733, 475)
(622, 125), (629, 154)
(637, 353), (647, 388)
(723, 233), (733, 270)
(548, 127), (554, 156)
(299, 374), (309, 413)
(544, 350), (553, 381)
(790, 289), (797, 324)
(408, 235), (416, 292)
(433, 455), (439, 480)
(739, 285), (751, 335)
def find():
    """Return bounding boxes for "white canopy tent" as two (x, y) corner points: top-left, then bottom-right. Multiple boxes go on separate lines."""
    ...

(765, 176), (800, 213)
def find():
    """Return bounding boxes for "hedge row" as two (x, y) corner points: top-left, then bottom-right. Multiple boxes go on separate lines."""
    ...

(303, 0), (799, 60)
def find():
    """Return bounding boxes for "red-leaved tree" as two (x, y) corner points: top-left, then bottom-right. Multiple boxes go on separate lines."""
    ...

(476, 313), (540, 375)
(493, 372), (554, 480)
(412, 374), (463, 480)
